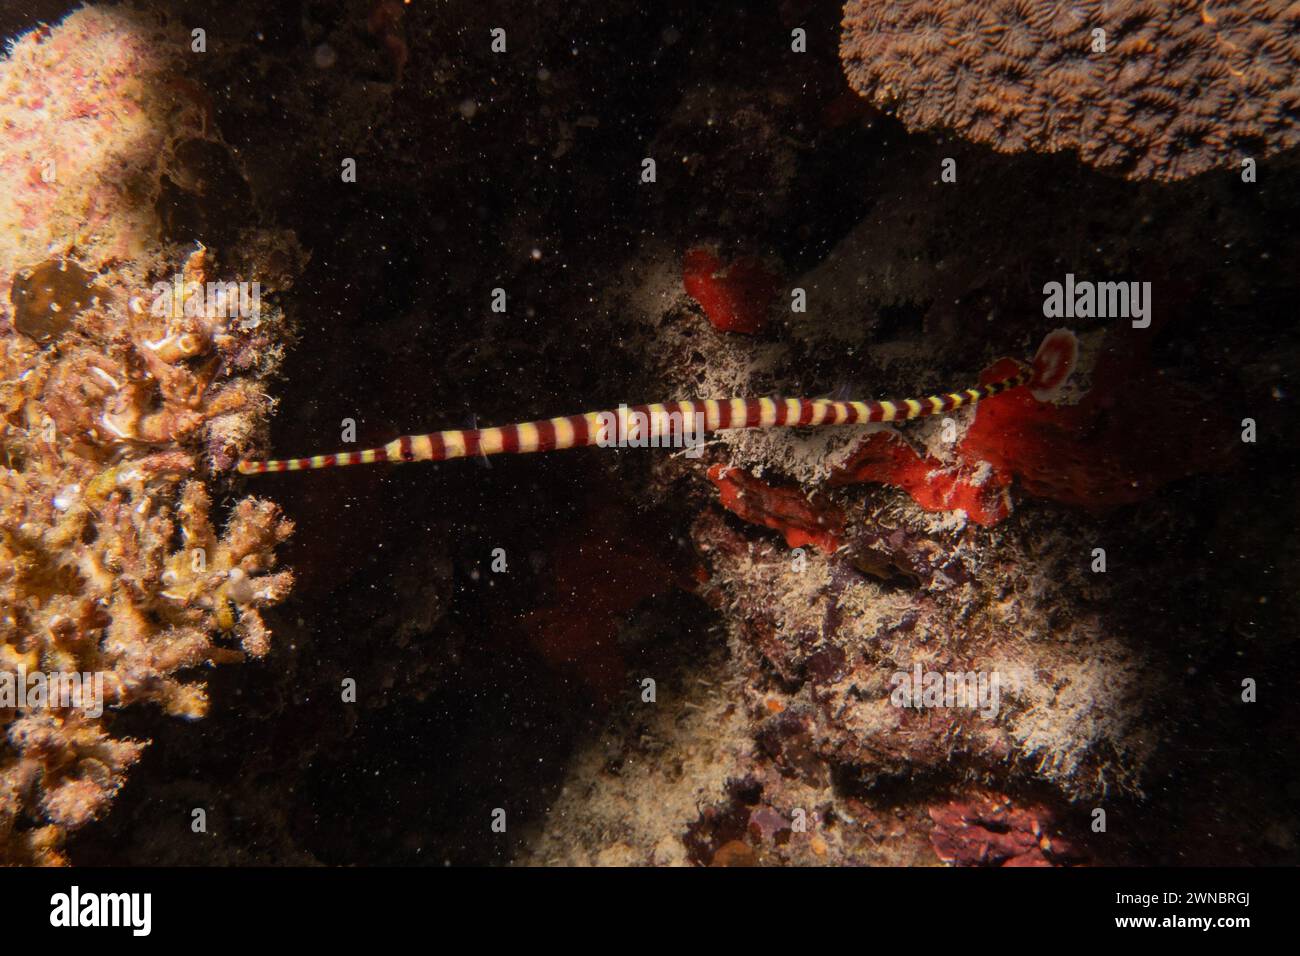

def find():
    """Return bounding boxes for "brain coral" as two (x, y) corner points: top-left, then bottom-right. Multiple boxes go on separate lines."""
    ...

(840, 0), (1300, 180)
(0, 7), (300, 863)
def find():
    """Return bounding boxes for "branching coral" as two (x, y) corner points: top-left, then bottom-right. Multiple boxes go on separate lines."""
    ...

(841, 0), (1300, 180)
(0, 6), (300, 864)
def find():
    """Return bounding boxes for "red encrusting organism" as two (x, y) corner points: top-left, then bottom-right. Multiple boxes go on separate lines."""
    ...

(830, 431), (1013, 527)
(681, 247), (780, 335)
(958, 332), (1235, 511)
(832, 326), (1233, 522)
(830, 329), (1077, 526)
(707, 464), (845, 553)
(928, 792), (1087, 867)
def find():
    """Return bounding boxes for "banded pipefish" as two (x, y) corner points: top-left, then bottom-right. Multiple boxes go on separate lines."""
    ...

(237, 330), (1077, 475)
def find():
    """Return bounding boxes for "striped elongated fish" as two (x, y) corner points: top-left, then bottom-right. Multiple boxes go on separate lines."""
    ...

(236, 330), (1077, 475)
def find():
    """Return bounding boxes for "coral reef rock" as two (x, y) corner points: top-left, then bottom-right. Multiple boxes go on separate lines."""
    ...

(840, 0), (1300, 180)
(928, 791), (1086, 866)
(0, 6), (300, 864)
